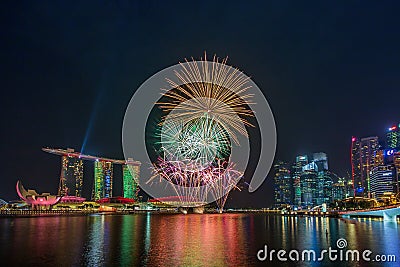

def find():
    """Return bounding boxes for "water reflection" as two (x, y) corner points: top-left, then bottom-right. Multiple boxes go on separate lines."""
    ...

(0, 214), (398, 267)
(82, 215), (105, 266)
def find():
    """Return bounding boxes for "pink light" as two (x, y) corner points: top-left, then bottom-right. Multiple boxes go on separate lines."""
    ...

(389, 126), (397, 131)
(352, 137), (356, 142)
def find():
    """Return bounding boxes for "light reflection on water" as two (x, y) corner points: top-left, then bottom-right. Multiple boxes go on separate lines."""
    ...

(0, 214), (398, 266)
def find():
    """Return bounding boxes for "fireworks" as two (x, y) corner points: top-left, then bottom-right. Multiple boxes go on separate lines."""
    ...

(148, 54), (252, 212)
(157, 115), (231, 171)
(149, 158), (242, 211)
(157, 54), (254, 144)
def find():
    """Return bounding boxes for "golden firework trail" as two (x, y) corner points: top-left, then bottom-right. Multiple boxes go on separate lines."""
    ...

(157, 53), (255, 144)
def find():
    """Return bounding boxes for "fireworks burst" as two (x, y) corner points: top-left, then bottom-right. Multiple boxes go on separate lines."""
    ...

(157, 54), (254, 144)
(147, 54), (252, 211)
(157, 115), (231, 171)
(149, 158), (242, 211)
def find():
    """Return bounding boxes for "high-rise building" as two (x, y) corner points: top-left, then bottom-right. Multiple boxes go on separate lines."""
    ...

(292, 155), (308, 207)
(373, 150), (384, 167)
(394, 152), (400, 194)
(103, 161), (113, 198)
(332, 181), (345, 201)
(318, 171), (333, 205)
(273, 161), (292, 207)
(58, 150), (84, 197)
(93, 160), (113, 200)
(386, 124), (400, 149)
(312, 153), (332, 205)
(313, 152), (328, 171)
(351, 136), (379, 197)
(370, 165), (396, 199)
(300, 163), (318, 207)
(93, 160), (104, 200)
(123, 161), (140, 200)
(293, 153), (334, 207)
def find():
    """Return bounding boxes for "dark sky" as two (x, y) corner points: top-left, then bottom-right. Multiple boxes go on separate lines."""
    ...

(1, 1), (399, 206)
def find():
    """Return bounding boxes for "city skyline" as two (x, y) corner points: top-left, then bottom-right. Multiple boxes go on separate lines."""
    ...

(1, 2), (400, 207)
(1, 3), (400, 267)
(273, 124), (400, 209)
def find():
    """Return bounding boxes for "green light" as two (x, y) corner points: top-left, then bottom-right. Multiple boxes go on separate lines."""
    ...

(123, 165), (139, 200)
(94, 161), (104, 200)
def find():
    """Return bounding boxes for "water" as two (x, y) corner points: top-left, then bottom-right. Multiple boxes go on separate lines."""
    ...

(0, 214), (399, 266)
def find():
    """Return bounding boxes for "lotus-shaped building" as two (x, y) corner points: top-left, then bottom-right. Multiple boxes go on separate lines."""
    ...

(16, 180), (61, 209)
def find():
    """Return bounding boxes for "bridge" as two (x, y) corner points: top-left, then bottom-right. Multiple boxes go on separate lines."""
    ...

(339, 205), (400, 221)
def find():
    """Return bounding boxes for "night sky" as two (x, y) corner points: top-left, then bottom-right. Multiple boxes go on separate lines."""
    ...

(1, 1), (399, 207)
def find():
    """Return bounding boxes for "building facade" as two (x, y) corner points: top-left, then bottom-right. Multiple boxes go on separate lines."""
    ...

(386, 124), (400, 149)
(370, 165), (396, 199)
(351, 136), (379, 197)
(273, 161), (292, 207)
(292, 155), (308, 207)
(58, 153), (84, 197)
(123, 162), (140, 200)
(93, 160), (114, 200)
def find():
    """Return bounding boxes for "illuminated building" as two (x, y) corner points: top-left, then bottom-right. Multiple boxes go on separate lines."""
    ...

(16, 180), (61, 210)
(103, 161), (113, 198)
(394, 152), (400, 194)
(123, 160), (140, 200)
(60, 196), (86, 203)
(297, 154), (333, 207)
(58, 149), (84, 197)
(351, 137), (362, 195)
(332, 173), (354, 200)
(96, 196), (136, 204)
(292, 155), (308, 207)
(300, 163), (317, 207)
(351, 136), (379, 197)
(332, 181), (345, 201)
(43, 148), (141, 201)
(370, 165), (396, 199)
(312, 152), (332, 205)
(374, 150), (384, 167)
(94, 161), (104, 200)
(93, 161), (113, 200)
(318, 171), (333, 204)
(386, 124), (400, 149)
(273, 161), (292, 207)
(313, 152), (328, 171)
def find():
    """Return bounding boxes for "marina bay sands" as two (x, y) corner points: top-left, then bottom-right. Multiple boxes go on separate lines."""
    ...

(42, 147), (141, 202)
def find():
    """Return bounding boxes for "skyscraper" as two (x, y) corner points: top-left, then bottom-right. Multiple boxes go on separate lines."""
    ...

(103, 161), (113, 198)
(351, 136), (379, 196)
(123, 162), (140, 200)
(386, 124), (400, 149)
(273, 161), (292, 207)
(332, 180), (345, 201)
(319, 171), (333, 205)
(312, 152), (333, 205)
(332, 174), (354, 200)
(351, 137), (362, 195)
(300, 162), (318, 207)
(58, 151), (84, 197)
(313, 152), (328, 171)
(292, 155), (308, 207)
(93, 160), (104, 200)
(394, 152), (400, 194)
(93, 160), (113, 200)
(370, 165), (396, 199)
